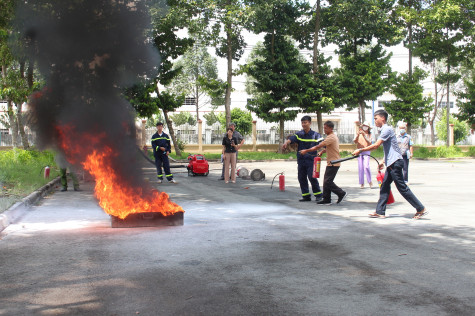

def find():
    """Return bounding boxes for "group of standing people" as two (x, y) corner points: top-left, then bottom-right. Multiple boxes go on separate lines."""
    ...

(284, 110), (425, 219)
(149, 111), (425, 219)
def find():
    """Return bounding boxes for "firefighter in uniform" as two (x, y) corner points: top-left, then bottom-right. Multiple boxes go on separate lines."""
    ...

(151, 122), (176, 183)
(282, 115), (324, 201)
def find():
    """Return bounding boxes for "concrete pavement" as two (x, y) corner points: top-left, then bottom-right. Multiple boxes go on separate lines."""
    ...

(1, 158), (474, 315)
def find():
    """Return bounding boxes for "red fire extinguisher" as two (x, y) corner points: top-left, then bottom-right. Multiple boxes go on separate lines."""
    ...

(313, 156), (321, 178)
(376, 171), (395, 204)
(279, 173), (285, 191)
(44, 166), (50, 179)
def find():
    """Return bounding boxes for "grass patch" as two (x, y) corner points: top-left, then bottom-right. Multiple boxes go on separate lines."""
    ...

(0, 148), (60, 212)
(413, 146), (474, 159)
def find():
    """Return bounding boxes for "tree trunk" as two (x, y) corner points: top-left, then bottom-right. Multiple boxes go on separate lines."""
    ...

(195, 84), (200, 122)
(278, 116), (284, 154)
(163, 109), (181, 156)
(154, 85), (181, 156)
(224, 20), (232, 128)
(429, 62), (439, 145)
(16, 103), (30, 149)
(7, 100), (20, 147)
(446, 63), (450, 147)
(359, 101), (366, 123)
(317, 112), (323, 135)
(313, 0), (323, 134)
(17, 60), (30, 149)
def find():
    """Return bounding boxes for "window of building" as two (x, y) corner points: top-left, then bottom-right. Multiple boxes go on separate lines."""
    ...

(438, 101), (454, 108)
(183, 97), (196, 106)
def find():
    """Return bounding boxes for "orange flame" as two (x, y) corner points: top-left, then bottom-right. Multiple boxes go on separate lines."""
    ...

(56, 125), (184, 219)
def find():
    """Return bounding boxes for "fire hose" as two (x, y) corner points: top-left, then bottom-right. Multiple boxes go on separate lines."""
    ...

(330, 154), (395, 203)
(136, 146), (187, 168)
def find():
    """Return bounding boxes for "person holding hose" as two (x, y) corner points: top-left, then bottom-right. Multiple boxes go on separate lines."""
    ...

(351, 110), (427, 219)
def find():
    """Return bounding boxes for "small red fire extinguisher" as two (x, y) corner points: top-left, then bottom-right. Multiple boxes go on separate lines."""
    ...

(313, 156), (321, 178)
(44, 166), (50, 179)
(376, 171), (395, 204)
(279, 173), (285, 191)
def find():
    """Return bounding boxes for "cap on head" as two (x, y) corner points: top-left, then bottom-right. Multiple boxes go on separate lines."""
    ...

(361, 121), (372, 129)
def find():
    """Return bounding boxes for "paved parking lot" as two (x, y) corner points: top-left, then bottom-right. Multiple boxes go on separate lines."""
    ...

(1, 158), (474, 315)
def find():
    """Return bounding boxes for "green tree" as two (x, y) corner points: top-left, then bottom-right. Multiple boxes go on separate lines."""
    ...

(1, 0), (39, 149)
(413, 0), (474, 146)
(334, 45), (395, 123)
(455, 73), (475, 127)
(436, 113), (469, 144)
(203, 111), (220, 126)
(201, 0), (249, 127)
(324, 0), (402, 122)
(168, 42), (224, 121)
(385, 67), (433, 133)
(217, 107), (253, 136)
(296, 0), (340, 133)
(169, 112), (197, 126)
(244, 35), (310, 149)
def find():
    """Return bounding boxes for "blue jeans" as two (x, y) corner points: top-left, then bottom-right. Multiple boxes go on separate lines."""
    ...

(402, 154), (409, 182)
(376, 159), (424, 215)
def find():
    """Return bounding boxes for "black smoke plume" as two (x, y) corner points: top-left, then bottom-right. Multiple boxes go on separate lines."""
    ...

(14, 0), (161, 188)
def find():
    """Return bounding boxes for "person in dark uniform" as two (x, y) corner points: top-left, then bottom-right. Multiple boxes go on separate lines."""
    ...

(282, 116), (324, 201)
(151, 122), (176, 184)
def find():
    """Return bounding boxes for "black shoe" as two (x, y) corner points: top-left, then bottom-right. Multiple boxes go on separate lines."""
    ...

(74, 188), (81, 191)
(317, 200), (332, 205)
(315, 195), (323, 202)
(299, 197), (312, 202)
(337, 192), (348, 204)
(61, 187), (67, 192)
(218, 177), (224, 180)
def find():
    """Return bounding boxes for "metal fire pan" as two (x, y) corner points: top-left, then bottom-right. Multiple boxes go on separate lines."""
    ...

(110, 212), (184, 228)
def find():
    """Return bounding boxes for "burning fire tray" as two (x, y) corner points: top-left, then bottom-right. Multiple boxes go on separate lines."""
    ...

(110, 212), (183, 228)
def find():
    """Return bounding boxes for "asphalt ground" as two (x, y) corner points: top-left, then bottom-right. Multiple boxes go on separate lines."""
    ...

(1, 157), (474, 315)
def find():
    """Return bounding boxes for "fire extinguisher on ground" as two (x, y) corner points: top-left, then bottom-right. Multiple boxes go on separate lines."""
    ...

(312, 156), (321, 178)
(271, 172), (285, 191)
(376, 171), (395, 204)
(44, 165), (50, 179)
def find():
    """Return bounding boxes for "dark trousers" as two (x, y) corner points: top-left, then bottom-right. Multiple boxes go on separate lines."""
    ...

(60, 168), (79, 189)
(402, 155), (409, 182)
(322, 166), (345, 202)
(298, 160), (322, 198)
(155, 154), (173, 181)
(376, 159), (424, 215)
(221, 151), (238, 178)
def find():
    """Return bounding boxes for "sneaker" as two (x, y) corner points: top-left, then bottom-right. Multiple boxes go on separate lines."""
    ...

(74, 188), (81, 191)
(218, 177), (224, 180)
(299, 197), (311, 202)
(317, 200), (332, 205)
(169, 179), (177, 184)
(337, 192), (348, 204)
(158, 179), (163, 184)
(315, 195), (323, 202)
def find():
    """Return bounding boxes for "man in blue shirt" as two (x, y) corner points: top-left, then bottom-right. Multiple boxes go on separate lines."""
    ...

(282, 116), (324, 202)
(352, 110), (427, 219)
(151, 122), (176, 184)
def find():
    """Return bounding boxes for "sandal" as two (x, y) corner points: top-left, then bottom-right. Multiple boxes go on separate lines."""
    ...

(368, 213), (386, 218)
(413, 209), (428, 219)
